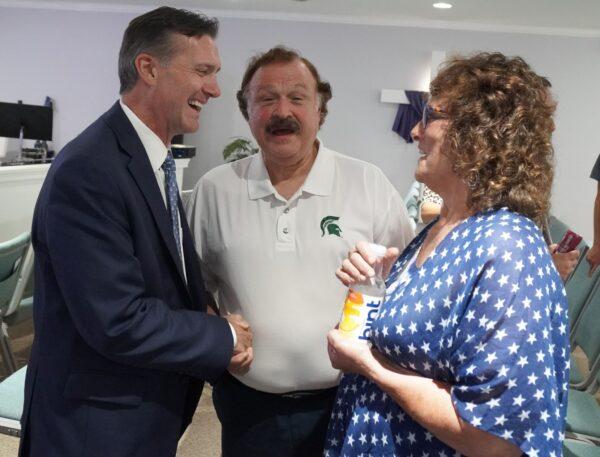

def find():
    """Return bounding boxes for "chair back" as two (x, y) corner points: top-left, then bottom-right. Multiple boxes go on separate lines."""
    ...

(566, 246), (600, 332)
(0, 233), (31, 315)
(571, 279), (600, 391)
(4, 242), (34, 317)
(572, 279), (600, 363)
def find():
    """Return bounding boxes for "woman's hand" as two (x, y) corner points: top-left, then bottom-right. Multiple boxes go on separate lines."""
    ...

(327, 329), (381, 378)
(549, 244), (579, 281)
(335, 241), (399, 286)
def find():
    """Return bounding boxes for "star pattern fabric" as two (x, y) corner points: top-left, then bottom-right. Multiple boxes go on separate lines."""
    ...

(162, 151), (183, 264)
(324, 208), (569, 457)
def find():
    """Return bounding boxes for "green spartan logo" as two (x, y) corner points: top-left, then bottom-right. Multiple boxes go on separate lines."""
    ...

(320, 216), (342, 237)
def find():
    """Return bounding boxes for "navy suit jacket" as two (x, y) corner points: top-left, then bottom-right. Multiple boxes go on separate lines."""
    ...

(19, 102), (233, 457)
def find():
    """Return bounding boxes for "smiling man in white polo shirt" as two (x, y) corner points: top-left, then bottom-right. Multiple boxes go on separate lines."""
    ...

(186, 46), (413, 457)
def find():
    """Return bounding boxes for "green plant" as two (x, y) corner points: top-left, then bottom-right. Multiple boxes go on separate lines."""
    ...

(222, 137), (259, 163)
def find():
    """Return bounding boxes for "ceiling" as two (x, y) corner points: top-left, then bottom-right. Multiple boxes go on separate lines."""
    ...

(6, 0), (600, 37)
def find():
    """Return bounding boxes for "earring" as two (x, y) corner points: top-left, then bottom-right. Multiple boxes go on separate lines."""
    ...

(465, 172), (479, 189)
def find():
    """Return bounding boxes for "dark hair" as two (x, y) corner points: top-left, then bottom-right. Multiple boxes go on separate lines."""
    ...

(236, 46), (332, 126)
(430, 52), (555, 226)
(118, 6), (219, 94)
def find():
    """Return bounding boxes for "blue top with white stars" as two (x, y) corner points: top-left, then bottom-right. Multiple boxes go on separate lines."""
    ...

(324, 208), (570, 457)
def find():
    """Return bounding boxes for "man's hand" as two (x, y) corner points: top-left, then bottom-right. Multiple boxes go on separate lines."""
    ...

(587, 244), (600, 277)
(224, 314), (253, 375)
(549, 244), (579, 281)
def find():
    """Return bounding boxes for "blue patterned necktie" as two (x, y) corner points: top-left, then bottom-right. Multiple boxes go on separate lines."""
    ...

(161, 151), (183, 265)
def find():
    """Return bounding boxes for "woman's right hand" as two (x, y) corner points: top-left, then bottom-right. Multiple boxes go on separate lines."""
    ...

(335, 241), (400, 286)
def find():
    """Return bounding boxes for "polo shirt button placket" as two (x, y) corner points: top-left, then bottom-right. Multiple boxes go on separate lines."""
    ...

(277, 205), (294, 244)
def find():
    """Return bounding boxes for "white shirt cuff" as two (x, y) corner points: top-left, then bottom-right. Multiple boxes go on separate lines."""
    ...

(228, 322), (237, 347)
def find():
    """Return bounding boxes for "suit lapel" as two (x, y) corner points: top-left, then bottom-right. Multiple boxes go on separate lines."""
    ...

(103, 102), (187, 285)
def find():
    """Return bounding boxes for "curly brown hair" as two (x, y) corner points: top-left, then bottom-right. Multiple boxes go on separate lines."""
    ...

(430, 52), (555, 226)
(237, 46), (332, 126)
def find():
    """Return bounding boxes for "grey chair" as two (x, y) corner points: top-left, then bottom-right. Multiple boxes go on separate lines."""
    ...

(0, 232), (33, 375)
(566, 367), (600, 444)
(570, 277), (600, 392)
(562, 244), (600, 388)
(564, 439), (600, 457)
(567, 247), (600, 341)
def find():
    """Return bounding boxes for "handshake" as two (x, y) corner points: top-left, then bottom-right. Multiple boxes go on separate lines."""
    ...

(224, 314), (253, 375)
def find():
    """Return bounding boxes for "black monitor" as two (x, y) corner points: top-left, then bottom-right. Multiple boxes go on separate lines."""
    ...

(0, 101), (53, 141)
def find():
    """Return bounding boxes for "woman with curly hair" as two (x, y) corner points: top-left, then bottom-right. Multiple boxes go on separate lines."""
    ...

(324, 52), (569, 457)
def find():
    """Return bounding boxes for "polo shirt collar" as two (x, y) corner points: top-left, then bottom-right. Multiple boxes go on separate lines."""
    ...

(247, 151), (274, 200)
(302, 141), (335, 197)
(247, 139), (334, 200)
(119, 99), (169, 172)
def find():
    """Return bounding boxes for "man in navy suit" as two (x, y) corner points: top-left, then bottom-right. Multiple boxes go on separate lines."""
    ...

(20, 7), (253, 457)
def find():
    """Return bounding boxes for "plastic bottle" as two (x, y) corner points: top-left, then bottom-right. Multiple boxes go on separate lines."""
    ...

(338, 243), (387, 343)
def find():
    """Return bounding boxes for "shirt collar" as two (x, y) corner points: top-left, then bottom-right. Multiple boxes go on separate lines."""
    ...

(247, 152), (275, 200)
(119, 99), (169, 172)
(247, 139), (334, 200)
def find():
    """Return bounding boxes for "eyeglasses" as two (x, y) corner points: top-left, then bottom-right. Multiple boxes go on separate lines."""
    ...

(421, 104), (448, 129)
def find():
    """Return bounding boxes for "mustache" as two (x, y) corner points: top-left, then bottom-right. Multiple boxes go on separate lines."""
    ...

(265, 116), (300, 134)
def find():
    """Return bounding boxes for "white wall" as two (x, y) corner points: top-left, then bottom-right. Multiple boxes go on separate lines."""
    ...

(1, 6), (599, 241)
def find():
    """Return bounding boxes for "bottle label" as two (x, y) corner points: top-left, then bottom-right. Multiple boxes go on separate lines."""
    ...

(339, 289), (383, 341)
